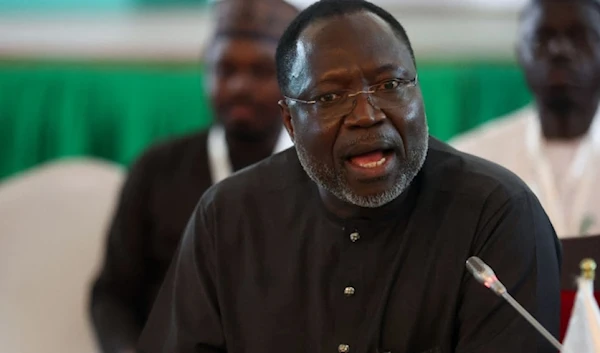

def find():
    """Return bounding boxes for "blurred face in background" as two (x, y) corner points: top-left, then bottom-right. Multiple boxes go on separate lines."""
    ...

(518, 0), (600, 138)
(204, 37), (282, 142)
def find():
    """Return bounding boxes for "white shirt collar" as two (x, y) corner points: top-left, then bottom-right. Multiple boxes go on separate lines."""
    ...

(207, 125), (293, 184)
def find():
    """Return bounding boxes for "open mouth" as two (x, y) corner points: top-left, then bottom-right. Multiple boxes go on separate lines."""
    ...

(346, 149), (395, 169)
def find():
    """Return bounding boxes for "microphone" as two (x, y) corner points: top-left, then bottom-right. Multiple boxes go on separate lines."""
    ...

(465, 256), (563, 351)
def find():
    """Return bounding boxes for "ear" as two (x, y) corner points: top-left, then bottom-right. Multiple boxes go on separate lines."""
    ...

(279, 99), (295, 143)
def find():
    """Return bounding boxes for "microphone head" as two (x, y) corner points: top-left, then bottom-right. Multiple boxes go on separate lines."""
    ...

(466, 256), (507, 295)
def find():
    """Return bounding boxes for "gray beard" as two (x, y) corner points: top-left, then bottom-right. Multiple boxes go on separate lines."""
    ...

(296, 127), (429, 208)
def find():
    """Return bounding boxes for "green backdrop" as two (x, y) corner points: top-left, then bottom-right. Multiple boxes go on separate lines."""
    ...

(0, 60), (532, 181)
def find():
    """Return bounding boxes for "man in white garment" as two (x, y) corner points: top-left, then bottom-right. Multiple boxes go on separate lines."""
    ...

(89, 1), (298, 352)
(451, 0), (600, 238)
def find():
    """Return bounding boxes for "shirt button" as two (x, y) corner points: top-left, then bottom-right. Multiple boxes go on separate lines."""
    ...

(338, 344), (350, 353)
(344, 286), (355, 297)
(349, 232), (360, 242)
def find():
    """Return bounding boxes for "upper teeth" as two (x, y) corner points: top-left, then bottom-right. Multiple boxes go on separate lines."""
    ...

(358, 157), (387, 168)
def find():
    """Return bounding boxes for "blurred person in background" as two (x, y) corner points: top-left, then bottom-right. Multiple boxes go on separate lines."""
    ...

(451, 0), (600, 238)
(89, 1), (299, 352)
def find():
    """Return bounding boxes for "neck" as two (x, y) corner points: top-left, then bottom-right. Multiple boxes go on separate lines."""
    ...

(225, 126), (281, 171)
(537, 98), (599, 140)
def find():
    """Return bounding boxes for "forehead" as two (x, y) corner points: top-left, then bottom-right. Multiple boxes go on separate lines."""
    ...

(206, 37), (277, 64)
(522, 1), (600, 32)
(291, 12), (415, 89)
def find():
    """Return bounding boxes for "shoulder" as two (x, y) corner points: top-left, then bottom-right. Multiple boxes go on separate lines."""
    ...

(198, 147), (306, 214)
(125, 130), (209, 181)
(132, 130), (209, 172)
(119, 130), (209, 194)
(424, 138), (557, 259)
(423, 137), (536, 210)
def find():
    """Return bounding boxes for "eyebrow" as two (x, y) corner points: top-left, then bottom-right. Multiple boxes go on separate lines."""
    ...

(314, 64), (408, 85)
(315, 68), (355, 86)
(303, 63), (412, 96)
(372, 63), (409, 77)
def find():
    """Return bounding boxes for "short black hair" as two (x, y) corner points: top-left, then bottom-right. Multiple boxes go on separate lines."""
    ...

(275, 0), (416, 96)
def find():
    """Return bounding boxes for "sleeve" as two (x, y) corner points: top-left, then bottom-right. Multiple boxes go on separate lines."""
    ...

(137, 200), (226, 353)
(90, 154), (154, 353)
(455, 189), (562, 353)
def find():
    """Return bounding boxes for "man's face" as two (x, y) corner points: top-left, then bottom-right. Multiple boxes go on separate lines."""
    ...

(205, 37), (282, 141)
(518, 1), (600, 125)
(281, 12), (428, 208)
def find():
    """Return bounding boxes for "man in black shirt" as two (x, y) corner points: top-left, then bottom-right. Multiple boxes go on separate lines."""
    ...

(139, 1), (562, 352)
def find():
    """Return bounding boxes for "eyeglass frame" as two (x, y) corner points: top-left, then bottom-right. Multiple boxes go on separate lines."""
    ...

(282, 74), (419, 108)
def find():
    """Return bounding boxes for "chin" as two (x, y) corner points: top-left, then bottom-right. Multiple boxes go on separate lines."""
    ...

(346, 177), (393, 196)
(333, 169), (411, 209)
(297, 135), (428, 209)
(341, 185), (406, 208)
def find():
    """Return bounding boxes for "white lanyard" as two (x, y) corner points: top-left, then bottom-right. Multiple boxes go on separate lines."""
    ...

(526, 108), (600, 236)
(207, 125), (293, 184)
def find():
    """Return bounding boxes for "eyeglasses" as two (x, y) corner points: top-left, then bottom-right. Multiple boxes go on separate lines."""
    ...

(284, 75), (418, 120)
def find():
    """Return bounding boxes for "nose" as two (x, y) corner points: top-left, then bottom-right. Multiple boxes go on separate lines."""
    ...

(547, 35), (575, 59)
(343, 92), (385, 129)
(226, 72), (254, 95)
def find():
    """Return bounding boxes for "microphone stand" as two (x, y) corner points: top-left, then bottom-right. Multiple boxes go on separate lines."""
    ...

(501, 291), (562, 351)
(466, 256), (563, 351)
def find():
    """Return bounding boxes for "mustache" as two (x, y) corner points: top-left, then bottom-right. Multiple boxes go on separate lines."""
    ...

(218, 98), (261, 116)
(542, 63), (586, 87)
(338, 132), (401, 151)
